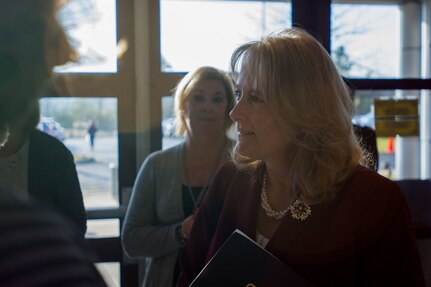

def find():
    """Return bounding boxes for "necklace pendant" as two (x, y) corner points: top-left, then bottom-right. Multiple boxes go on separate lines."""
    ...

(260, 173), (311, 221)
(290, 200), (311, 221)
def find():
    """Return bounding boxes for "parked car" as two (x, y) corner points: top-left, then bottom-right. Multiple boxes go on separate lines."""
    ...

(37, 116), (67, 141)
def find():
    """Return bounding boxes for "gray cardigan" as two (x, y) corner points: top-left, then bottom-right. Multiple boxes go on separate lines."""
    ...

(122, 142), (186, 287)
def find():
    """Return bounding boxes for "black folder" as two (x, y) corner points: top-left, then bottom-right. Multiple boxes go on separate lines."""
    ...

(189, 229), (313, 287)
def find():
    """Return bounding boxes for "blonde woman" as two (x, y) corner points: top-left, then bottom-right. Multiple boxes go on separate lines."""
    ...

(177, 29), (425, 286)
(122, 66), (235, 287)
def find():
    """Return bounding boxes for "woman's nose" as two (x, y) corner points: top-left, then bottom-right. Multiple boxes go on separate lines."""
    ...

(201, 100), (210, 111)
(229, 100), (243, 121)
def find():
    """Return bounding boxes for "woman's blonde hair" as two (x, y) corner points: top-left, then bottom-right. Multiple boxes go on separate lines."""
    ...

(230, 28), (363, 204)
(173, 66), (235, 136)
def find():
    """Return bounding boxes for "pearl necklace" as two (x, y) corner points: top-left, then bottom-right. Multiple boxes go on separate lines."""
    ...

(260, 173), (311, 221)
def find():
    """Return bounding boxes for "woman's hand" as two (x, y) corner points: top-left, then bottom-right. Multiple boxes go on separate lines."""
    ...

(180, 213), (196, 239)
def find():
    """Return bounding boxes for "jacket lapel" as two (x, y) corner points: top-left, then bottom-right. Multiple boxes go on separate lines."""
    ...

(236, 170), (262, 239)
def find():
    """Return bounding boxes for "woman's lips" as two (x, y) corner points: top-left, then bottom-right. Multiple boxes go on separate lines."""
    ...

(238, 128), (254, 135)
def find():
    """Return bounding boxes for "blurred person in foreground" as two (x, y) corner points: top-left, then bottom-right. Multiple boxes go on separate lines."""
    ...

(177, 28), (425, 286)
(122, 66), (235, 287)
(0, 183), (105, 286)
(0, 0), (86, 235)
(0, 0), (105, 285)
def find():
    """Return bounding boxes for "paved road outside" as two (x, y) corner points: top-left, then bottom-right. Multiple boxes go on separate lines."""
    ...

(65, 136), (119, 209)
(64, 136), (120, 286)
(65, 135), (184, 210)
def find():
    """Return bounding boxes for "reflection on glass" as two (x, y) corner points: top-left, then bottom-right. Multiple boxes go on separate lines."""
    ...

(39, 97), (119, 209)
(331, 4), (400, 78)
(160, 0), (291, 72)
(55, 0), (117, 73)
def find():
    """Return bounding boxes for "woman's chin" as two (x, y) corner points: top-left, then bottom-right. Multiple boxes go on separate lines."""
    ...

(235, 146), (256, 160)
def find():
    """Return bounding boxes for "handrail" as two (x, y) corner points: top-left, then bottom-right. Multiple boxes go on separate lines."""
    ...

(86, 207), (126, 220)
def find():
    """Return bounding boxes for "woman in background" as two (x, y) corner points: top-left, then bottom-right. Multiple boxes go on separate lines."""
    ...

(122, 66), (235, 287)
(177, 28), (425, 286)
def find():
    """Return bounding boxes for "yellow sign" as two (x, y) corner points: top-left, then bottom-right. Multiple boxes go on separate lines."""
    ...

(374, 99), (419, 137)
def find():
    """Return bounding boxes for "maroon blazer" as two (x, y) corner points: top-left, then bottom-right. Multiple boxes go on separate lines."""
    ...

(177, 162), (425, 287)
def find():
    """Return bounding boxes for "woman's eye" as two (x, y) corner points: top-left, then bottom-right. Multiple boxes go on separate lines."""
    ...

(192, 95), (204, 102)
(212, 96), (224, 104)
(250, 94), (264, 103)
(234, 90), (242, 101)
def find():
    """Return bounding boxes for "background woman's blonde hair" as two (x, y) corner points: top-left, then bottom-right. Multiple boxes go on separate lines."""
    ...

(173, 66), (235, 136)
(230, 28), (363, 204)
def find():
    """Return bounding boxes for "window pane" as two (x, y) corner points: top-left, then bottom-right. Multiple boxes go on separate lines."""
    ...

(352, 89), (423, 180)
(55, 0), (118, 73)
(160, 0), (291, 72)
(86, 219), (119, 238)
(39, 97), (119, 209)
(331, 4), (400, 78)
(161, 95), (184, 150)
